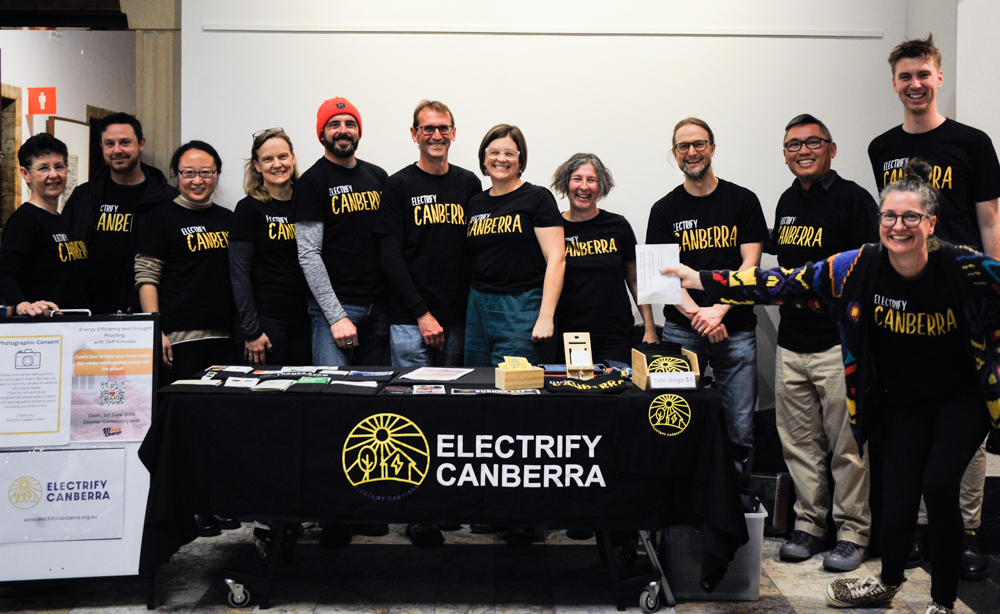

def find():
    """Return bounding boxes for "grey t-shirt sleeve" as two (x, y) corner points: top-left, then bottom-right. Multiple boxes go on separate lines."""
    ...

(295, 221), (347, 324)
(228, 240), (262, 340)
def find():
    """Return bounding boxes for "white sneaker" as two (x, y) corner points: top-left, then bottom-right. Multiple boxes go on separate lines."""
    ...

(926, 602), (954, 614)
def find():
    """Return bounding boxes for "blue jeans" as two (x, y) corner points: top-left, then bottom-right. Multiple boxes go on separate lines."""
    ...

(661, 322), (757, 452)
(390, 324), (465, 367)
(308, 300), (390, 366)
(464, 288), (542, 367)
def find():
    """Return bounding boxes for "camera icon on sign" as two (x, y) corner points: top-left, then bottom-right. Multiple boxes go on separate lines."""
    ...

(15, 349), (41, 369)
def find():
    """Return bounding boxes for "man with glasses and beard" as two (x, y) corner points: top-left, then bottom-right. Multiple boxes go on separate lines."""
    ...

(62, 113), (178, 314)
(645, 117), (768, 480)
(295, 97), (390, 368)
(768, 114), (878, 572)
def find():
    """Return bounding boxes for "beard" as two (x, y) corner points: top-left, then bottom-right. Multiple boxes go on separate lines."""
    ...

(322, 134), (358, 159)
(681, 156), (712, 181)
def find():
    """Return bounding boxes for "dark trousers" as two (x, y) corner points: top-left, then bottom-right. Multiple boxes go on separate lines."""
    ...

(878, 387), (989, 608)
(162, 338), (237, 385)
(251, 316), (312, 367)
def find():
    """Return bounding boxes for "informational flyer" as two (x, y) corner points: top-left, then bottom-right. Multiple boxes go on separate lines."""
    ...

(0, 323), (73, 447)
(0, 448), (125, 544)
(636, 244), (682, 305)
(70, 320), (155, 442)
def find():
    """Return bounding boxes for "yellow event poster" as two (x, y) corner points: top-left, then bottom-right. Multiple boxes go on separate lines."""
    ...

(70, 321), (155, 442)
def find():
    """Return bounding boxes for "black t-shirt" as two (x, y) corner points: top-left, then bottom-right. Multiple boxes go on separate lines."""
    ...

(373, 163), (483, 325)
(870, 249), (975, 401)
(645, 179), (768, 332)
(467, 182), (563, 294)
(136, 201), (232, 334)
(0, 204), (89, 309)
(558, 210), (637, 340)
(230, 195), (309, 320)
(294, 157), (388, 305)
(767, 171), (879, 352)
(86, 179), (145, 314)
(868, 119), (1000, 250)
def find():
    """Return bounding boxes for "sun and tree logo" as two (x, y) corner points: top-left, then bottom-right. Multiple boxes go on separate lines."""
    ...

(648, 394), (691, 437)
(648, 356), (690, 372)
(342, 413), (430, 500)
(8, 476), (43, 510)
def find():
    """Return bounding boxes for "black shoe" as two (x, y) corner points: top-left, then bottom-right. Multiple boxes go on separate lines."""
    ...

(566, 529), (595, 540)
(318, 524), (353, 549)
(438, 523), (462, 531)
(779, 530), (824, 561)
(907, 524), (928, 569)
(353, 523), (389, 536)
(213, 514), (241, 530)
(503, 527), (542, 547)
(470, 524), (508, 534)
(960, 530), (990, 581)
(407, 523), (445, 547)
(194, 514), (221, 537)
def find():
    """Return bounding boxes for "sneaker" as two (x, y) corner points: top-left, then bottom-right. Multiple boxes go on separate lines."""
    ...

(926, 602), (954, 614)
(779, 530), (825, 561)
(825, 575), (899, 608)
(406, 523), (444, 548)
(959, 530), (990, 581)
(824, 541), (869, 572)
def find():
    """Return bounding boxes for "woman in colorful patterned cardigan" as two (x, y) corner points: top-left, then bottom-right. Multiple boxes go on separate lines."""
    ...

(666, 160), (999, 614)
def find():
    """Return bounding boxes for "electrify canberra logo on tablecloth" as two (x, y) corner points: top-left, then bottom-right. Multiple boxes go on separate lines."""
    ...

(648, 394), (691, 437)
(343, 413), (430, 501)
(8, 476), (43, 510)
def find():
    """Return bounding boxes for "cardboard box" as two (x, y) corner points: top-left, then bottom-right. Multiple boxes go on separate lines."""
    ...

(495, 366), (545, 390)
(631, 347), (700, 390)
(664, 505), (768, 601)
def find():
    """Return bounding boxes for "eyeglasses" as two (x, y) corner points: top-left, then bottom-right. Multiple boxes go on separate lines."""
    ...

(784, 137), (832, 152)
(417, 125), (453, 136)
(673, 140), (712, 154)
(485, 148), (519, 160)
(30, 163), (68, 175)
(878, 211), (930, 228)
(179, 169), (218, 179)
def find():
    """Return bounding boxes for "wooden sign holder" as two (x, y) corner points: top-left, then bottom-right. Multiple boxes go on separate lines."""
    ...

(563, 332), (594, 380)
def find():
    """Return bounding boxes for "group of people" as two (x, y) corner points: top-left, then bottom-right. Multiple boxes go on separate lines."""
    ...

(0, 32), (997, 614)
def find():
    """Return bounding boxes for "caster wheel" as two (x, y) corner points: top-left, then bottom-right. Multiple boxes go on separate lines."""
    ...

(227, 587), (251, 608)
(620, 543), (637, 566)
(255, 538), (269, 563)
(640, 588), (659, 613)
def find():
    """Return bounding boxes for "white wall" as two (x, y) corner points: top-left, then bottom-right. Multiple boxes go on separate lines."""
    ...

(957, 0), (1000, 141)
(182, 0), (905, 230)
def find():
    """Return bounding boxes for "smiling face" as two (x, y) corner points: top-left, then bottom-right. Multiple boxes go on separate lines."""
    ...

(20, 152), (67, 202)
(879, 190), (936, 258)
(253, 137), (296, 192)
(177, 149), (218, 204)
(672, 124), (714, 181)
(321, 113), (360, 160)
(783, 124), (836, 189)
(411, 107), (455, 164)
(567, 163), (601, 216)
(101, 123), (145, 176)
(892, 56), (943, 117)
(484, 136), (521, 183)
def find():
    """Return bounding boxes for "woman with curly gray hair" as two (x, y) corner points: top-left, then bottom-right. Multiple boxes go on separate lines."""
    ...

(551, 153), (657, 365)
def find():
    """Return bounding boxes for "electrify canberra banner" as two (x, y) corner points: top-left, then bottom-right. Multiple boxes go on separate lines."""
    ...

(0, 448), (125, 544)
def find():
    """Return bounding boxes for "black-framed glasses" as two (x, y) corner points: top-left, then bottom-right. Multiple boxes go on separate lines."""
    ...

(179, 169), (218, 179)
(417, 125), (454, 136)
(784, 137), (831, 152)
(485, 148), (519, 160)
(673, 140), (712, 154)
(878, 211), (930, 228)
(253, 127), (284, 139)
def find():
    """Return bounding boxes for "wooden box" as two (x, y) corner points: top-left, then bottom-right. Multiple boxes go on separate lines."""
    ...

(631, 347), (700, 390)
(495, 366), (545, 390)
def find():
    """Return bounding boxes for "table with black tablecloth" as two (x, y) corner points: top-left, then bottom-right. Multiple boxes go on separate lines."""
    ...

(138, 369), (748, 601)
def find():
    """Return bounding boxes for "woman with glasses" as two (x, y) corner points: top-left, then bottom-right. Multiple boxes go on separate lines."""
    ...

(665, 160), (997, 614)
(0, 133), (89, 315)
(464, 124), (565, 367)
(135, 141), (235, 384)
(229, 128), (310, 366)
(551, 153), (657, 365)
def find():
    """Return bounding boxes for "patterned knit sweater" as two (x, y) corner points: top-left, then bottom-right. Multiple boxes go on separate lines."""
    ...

(699, 239), (1000, 453)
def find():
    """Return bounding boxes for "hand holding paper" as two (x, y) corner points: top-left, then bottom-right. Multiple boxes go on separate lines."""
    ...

(636, 245), (681, 304)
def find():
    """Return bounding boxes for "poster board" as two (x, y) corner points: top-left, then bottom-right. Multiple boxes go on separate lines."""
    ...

(0, 315), (156, 580)
(47, 116), (90, 212)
